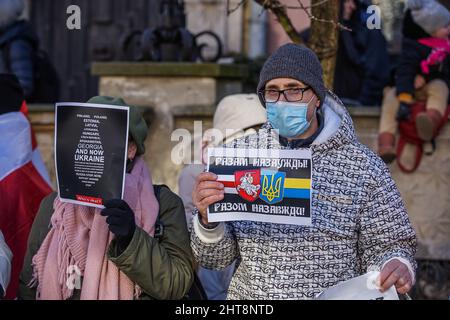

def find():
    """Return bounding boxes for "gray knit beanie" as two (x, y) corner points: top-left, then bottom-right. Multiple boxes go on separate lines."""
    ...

(257, 43), (327, 106)
(407, 0), (450, 35)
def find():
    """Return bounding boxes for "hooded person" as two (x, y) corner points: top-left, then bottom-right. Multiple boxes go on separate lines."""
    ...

(0, 0), (38, 98)
(178, 93), (266, 300)
(19, 96), (194, 300)
(191, 43), (417, 300)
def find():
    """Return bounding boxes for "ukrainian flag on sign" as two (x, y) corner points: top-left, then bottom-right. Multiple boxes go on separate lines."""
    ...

(259, 169), (310, 205)
(260, 170), (285, 204)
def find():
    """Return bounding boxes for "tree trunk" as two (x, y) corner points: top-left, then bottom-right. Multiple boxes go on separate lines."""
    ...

(308, 0), (339, 89)
(252, 0), (339, 88)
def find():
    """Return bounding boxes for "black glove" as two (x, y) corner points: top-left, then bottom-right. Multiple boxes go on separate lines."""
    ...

(396, 102), (411, 121)
(101, 199), (136, 250)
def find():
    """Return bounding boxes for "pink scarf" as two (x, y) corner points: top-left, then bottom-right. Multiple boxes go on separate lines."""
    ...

(31, 157), (159, 300)
(418, 37), (450, 74)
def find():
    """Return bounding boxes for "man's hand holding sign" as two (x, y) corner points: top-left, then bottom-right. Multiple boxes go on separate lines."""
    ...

(193, 172), (224, 226)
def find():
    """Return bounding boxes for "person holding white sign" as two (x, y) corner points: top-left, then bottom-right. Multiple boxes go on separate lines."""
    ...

(19, 97), (194, 300)
(191, 43), (417, 300)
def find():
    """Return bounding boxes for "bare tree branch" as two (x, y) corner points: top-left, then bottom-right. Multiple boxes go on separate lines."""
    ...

(228, 0), (349, 40)
(227, 0), (343, 88)
(227, 0), (248, 15)
(303, 0), (330, 8)
(274, 0), (331, 10)
(253, 0), (303, 44)
(295, 0), (351, 32)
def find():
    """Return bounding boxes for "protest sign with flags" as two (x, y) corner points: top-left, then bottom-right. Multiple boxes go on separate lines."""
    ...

(207, 148), (312, 226)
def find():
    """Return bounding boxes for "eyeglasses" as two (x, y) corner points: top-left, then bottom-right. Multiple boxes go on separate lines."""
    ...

(259, 86), (311, 103)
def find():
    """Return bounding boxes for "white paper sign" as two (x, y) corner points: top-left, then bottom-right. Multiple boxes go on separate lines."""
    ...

(316, 271), (399, 300)
(55, 103), (129, 208)
(207, 148), (312, 226)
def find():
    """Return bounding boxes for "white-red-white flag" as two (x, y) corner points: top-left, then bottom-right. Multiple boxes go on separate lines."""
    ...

(0, 102), (52, 299)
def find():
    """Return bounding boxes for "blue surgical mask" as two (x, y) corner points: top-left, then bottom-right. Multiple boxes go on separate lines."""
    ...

(266, 97), (315, 138)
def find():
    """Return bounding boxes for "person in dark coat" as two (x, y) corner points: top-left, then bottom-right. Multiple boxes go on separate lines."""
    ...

(0, 0), (38, 98)
(333, 0), (390, 106)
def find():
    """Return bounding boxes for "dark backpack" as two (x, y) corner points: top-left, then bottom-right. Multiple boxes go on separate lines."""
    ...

(1, 39), (60, 103)
(153, 184), (207, 300)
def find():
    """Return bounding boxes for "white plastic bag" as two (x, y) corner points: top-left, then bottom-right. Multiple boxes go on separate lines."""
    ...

(316, 271), (399, 300)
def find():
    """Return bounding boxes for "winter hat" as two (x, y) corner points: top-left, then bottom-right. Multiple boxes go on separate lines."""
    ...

(257, 43), (327, 106)
(407, 0), (450, 35)
(87, 96), (148, 155)
(0, 0), (25, 29)
(211, 94), (267, 144)
(0, 73), (24, 114)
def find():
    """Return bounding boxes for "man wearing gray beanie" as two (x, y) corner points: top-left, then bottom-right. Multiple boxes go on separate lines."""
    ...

(191, 43), (416, 300)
